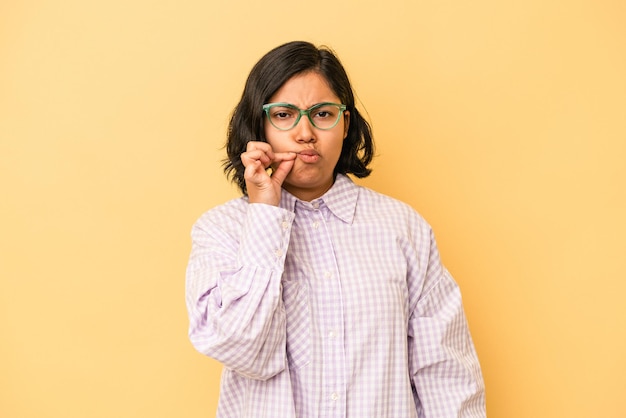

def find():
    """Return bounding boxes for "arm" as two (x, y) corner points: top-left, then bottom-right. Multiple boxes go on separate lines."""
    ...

(408, 229), (486, 417)
(185, 202), (294, 380)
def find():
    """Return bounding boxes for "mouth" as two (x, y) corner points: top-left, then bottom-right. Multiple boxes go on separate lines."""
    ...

(295, 149), (320, 163)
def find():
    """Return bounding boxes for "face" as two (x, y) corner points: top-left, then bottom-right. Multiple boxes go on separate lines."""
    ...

(264, 71), (350, 201)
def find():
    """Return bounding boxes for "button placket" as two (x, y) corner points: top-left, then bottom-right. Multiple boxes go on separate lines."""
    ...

(301, 199), (346, 414)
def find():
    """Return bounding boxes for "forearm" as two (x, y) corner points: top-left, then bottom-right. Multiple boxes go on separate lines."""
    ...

(186, 203), (295, 380)
(409, 271), (486, 417)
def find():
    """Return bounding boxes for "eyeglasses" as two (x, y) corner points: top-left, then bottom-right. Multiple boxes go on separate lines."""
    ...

(262, 102), (347, 131)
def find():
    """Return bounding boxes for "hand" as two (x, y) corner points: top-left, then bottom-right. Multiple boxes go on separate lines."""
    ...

(241, 141), (297, 206)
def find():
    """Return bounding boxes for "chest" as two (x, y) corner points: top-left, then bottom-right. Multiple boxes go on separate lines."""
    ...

(284, 209), (411, 325)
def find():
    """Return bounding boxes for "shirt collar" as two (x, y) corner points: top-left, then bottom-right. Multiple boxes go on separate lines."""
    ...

(279, 174), (359, 224)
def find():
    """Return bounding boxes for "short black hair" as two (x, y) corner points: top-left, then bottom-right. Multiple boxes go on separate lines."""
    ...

(223, 41), (374, 195)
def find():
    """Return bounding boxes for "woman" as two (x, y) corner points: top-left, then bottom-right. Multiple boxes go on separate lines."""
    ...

(186, 41), (486, 418)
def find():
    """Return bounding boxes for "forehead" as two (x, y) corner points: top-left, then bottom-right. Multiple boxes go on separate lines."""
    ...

(269, 71), (339, 105)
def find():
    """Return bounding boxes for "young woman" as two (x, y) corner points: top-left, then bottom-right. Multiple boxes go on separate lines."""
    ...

(186, 41), (486, 418)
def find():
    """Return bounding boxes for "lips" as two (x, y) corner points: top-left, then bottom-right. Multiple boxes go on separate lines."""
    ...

(296, 149), (320, 163)
(298, 149), (319, 156)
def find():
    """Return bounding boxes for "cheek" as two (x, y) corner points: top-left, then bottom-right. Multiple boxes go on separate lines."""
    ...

(264, 130), (290, 151)
(263, 126), (278, 147)
(329, 137), (345, 162)
(263, 124), (271, 142)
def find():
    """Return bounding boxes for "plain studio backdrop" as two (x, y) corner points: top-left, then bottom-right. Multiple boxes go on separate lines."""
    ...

(1, 1), (625, 417)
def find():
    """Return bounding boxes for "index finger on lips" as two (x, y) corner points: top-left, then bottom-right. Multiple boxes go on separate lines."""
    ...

(273, 151), (297, 162)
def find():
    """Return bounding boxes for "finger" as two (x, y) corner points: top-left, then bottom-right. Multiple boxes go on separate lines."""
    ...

(272, 151), (297, 162)
(267, 152), (296, 171)
(241, 149), (272, 169)
(246, 140), (271, 149)
(244, 159), (269, 183)
(246, 141), (275, 158)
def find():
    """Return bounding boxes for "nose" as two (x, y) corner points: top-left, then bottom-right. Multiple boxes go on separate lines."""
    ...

(293, 114), (316, 143)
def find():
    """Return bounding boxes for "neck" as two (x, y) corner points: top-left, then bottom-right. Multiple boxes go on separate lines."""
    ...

(283, 180), (334, 202)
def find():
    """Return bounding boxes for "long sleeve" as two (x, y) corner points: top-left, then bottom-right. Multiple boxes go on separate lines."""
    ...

(407, 228), (486, 417)
(185, 202), (295, 380)
(187, 176), (486, 418)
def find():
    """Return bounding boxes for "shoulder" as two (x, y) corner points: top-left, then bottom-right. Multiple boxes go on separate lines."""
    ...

(191, 196), (249, 237)
(356, 183), (429, 227)
(354, 183), (436, 248)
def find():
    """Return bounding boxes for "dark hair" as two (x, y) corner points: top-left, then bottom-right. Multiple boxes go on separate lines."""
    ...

(223, 41), (374, 194)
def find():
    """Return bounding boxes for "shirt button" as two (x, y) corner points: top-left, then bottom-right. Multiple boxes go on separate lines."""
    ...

(274, 249), (283, 257)
(330, 392), (339, 401)
(312, 221), (320, 229)
(328, 330), (336, 339)
(281, 221), (289, 230)
(312, 201), (320, 209)
(324, 271), (332, 278)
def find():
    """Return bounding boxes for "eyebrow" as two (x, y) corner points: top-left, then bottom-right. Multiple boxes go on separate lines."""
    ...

(267, 102), (340, 109)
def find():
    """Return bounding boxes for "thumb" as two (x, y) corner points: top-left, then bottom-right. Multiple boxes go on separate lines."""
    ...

(270, 158), (295, 186)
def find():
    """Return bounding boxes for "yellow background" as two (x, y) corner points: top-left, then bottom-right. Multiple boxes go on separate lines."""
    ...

(1, 0), (625, 417)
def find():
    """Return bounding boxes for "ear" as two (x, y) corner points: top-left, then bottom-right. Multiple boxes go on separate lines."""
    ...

(343, 110), (350, 139)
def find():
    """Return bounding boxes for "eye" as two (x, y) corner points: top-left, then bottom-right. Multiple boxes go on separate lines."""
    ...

(312, 106), (337, 119)
(314, 110), (332, 118)
(272, 108), (296, 119)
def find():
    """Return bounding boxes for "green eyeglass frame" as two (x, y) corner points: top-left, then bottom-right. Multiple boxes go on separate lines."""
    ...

(262, 102), (347, 131)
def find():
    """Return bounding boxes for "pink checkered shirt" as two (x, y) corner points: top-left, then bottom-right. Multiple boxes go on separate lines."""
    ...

(186, 174), (486, 417)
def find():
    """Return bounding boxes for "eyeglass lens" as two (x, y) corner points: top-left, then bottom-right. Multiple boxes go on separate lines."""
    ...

(265, 103), (344, 130)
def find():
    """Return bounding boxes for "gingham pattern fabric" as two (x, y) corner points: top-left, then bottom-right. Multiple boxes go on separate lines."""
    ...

(186, 175), (486, 418)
